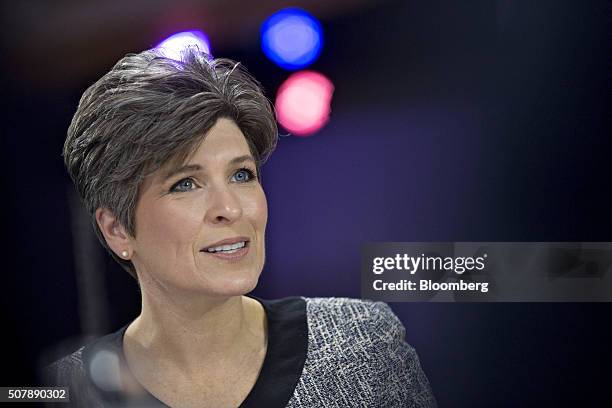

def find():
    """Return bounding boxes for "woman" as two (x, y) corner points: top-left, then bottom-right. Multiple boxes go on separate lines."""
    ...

(45, 47), (437, 407)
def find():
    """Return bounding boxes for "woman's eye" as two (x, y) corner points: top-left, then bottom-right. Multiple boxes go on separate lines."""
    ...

(232, 168), (256, 183)
(170, 178), (197, 192)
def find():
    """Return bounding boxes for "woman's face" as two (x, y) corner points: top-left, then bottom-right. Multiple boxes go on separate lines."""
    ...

(129, 118), (267, 298)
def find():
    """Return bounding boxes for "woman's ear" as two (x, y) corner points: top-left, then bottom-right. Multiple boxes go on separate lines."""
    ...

(95, 208), (132, 259)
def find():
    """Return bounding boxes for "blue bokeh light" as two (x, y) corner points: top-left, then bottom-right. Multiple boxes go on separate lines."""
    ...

(261, 8), (323, 70)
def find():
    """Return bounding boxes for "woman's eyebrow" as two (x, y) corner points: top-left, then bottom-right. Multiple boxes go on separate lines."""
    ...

(162, 164), (202, 181)
(162, 155), (255, 181)
(229, 154), (256, 166)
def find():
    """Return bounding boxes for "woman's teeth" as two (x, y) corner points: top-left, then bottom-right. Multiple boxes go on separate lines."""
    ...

(206, 241), (246, 253)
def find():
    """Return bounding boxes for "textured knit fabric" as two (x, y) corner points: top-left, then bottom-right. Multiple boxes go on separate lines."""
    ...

(44, 297), (437, 407)
(288, 298), (436, 407)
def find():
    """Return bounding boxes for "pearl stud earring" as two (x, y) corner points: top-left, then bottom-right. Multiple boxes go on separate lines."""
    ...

(121, 250), (129, 258)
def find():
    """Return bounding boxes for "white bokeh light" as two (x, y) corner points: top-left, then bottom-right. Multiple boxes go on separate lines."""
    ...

(155, 30), (211, 60)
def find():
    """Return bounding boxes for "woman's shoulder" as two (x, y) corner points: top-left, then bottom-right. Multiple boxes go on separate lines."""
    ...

(41, 329), (129, 407)
(42, 325), (126, 384)
(302, 297), (402, 327)
(300, 297), (406, 348)
(43, 346), (86, 385)
(290, 297), (437, 407)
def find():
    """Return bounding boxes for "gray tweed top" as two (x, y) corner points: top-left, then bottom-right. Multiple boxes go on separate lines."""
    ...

(44, 296), (437, 407)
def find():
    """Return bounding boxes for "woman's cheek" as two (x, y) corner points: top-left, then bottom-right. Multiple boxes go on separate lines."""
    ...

(139, 201), (200, 251)
(246, 188), (268, 227)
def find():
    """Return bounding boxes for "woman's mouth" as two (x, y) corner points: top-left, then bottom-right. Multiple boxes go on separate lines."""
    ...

(201, 240), (250, 261)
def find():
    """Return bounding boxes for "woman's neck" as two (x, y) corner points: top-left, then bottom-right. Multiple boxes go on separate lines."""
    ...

(124, 289), (266, 378)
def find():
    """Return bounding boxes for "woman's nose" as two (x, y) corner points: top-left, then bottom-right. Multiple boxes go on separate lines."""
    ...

(205, 185), (243, 224)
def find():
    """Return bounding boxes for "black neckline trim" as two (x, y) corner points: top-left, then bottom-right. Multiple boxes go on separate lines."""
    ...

(81, 295), (308, 407)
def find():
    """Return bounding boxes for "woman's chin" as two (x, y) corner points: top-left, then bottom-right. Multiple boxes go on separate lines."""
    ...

(195, 274), (260, 298)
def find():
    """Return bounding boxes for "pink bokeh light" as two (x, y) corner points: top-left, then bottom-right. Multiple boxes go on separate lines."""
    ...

(275, 71), (334, 136)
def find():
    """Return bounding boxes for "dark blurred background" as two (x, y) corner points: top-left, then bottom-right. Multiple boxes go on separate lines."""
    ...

(1, 1), (611, 406)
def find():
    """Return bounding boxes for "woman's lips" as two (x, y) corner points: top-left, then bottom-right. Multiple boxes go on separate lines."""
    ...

(201, 242), (250, 262)
(202, 236), (250, 250)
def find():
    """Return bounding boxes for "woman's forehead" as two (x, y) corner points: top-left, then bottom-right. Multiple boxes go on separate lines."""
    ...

(180, 120), (252, 165)
(156, 125), (252, 176)
(195, 120), (250, 154)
